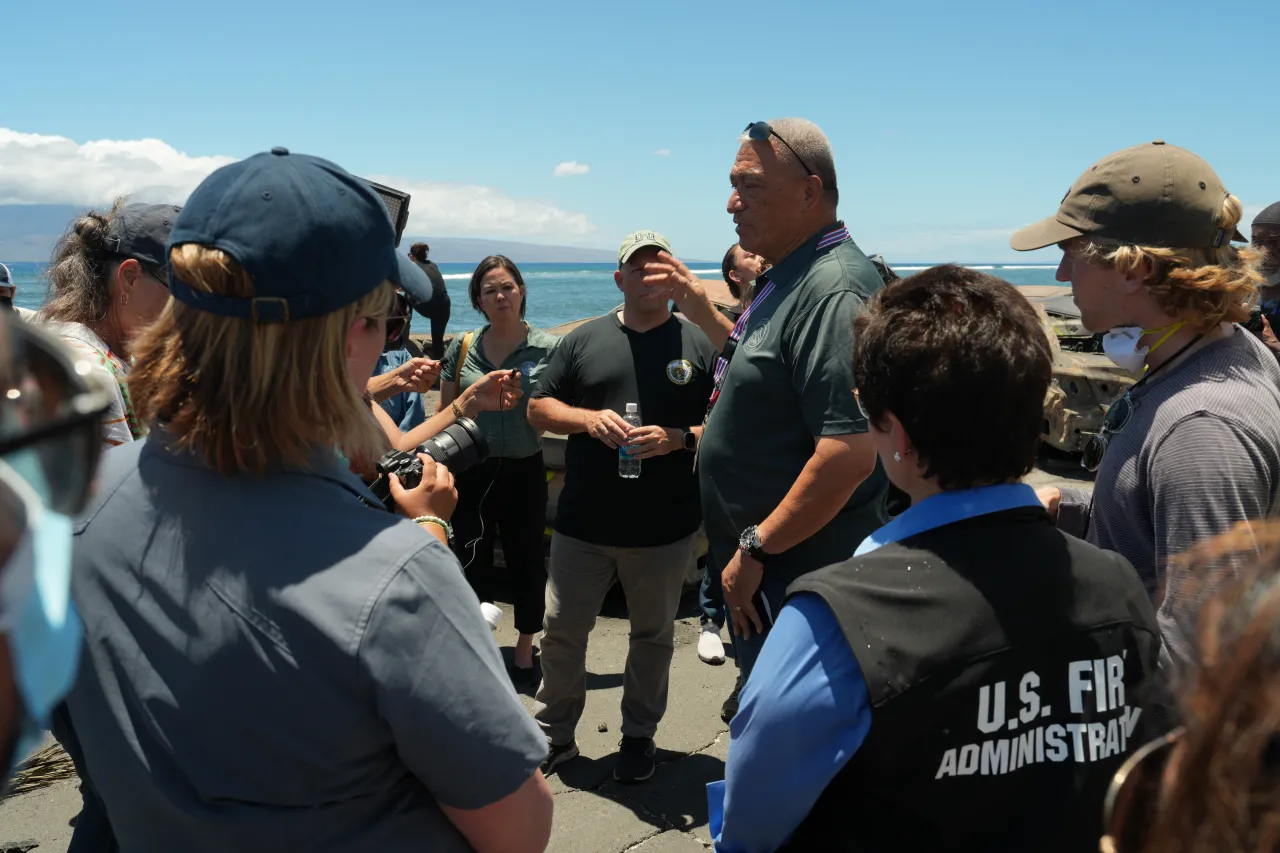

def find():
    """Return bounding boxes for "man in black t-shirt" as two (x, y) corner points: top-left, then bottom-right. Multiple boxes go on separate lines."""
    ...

(528, 229), (717, 785)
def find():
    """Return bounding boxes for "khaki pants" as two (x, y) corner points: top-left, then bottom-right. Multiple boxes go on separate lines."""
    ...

(533, 532), (695, 745)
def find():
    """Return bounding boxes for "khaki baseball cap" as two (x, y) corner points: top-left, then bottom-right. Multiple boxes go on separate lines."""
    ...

(618, 229), (673, 266)
(1010, 141), (1245, 252)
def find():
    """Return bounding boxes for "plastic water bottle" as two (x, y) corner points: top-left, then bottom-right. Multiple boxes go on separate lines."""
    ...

(619, 403), (642, 479)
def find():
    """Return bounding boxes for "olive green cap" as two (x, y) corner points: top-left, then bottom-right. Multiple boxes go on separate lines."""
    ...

(618, 229), (673, 266)
(1011, 141), (1245, 252)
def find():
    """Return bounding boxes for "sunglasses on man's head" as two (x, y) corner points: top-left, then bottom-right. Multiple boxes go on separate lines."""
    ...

(744, 121), (816, 178)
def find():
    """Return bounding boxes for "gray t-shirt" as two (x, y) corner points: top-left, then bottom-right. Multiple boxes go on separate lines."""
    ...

(65, 432), (547, 853)
(696, 223), (889, 576)
(1059, 327), (1280, 676)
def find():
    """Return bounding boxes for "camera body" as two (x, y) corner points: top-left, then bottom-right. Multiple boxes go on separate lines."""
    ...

(370, 417), (490, 511)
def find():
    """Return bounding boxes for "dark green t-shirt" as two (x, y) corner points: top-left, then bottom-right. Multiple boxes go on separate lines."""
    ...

(532, 312), (717, 547)
(697, 223), (889, 574)
(440, 324), (560, 459)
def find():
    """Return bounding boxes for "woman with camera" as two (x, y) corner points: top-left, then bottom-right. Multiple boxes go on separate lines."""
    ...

(437, 255), (560, 686)
(39, 199), (181, 447)
(61, 150), (553, 853)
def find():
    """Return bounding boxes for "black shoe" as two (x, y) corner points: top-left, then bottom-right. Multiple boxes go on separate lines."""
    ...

(721, 674), (742, 724)
(508, 651), (540, 691)
(540, 739), (579, 776)
(613, 735), (657, 784)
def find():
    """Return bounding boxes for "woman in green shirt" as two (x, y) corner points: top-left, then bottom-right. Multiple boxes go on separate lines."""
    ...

(440, 255), (560, 684)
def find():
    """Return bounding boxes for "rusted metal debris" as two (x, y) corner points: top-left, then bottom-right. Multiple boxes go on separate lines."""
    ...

(1021, 290), (1135, 455)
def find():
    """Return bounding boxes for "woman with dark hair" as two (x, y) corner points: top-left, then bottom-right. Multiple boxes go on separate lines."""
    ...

(407, 241), (452, 359)
(439, 255), (560, 685)
(711, 265), (1164, 853)
(39, 199), (181, 447)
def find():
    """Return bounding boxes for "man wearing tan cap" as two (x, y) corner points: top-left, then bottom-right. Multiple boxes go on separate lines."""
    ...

(1011, 141), (1280, 683)
(527, 230), (718, 784)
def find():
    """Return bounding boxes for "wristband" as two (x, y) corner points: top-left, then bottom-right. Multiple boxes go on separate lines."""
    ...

(414, 515), (454, 541)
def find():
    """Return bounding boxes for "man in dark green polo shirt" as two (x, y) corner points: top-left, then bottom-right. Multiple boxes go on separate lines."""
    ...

(647, 118), (888, 720)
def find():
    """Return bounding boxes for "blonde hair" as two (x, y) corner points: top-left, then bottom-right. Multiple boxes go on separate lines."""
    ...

(1079, 194), (1263, 331)
(127, 244), (395, 477)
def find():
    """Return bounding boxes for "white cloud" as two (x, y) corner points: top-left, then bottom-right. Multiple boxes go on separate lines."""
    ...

(366, 175), (595, 239)
(553, 161), (590, 178)
(653, 149), (672, 156)
(0, 128), (596, 241)
(0, 128), (236, 206)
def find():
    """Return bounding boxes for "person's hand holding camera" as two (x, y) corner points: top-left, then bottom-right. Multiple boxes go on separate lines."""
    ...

(388, 454), (457, 544)
(459, 369), (523, 415)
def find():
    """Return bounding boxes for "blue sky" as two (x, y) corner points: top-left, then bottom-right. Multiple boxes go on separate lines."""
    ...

(2, 0), (1277, 263)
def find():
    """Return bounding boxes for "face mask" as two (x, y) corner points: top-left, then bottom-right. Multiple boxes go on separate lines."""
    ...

(1101, 322), (1186, 374)
(0, 457), (82, 783)
(0, 297), (11, 310)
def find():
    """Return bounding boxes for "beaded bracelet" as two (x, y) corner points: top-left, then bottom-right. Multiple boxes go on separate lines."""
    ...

(414, 516), (454, 541)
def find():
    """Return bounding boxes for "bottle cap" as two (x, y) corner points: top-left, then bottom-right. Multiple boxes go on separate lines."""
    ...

(626, 403), (638, 413)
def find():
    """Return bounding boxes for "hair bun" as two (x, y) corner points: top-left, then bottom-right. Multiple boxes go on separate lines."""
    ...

(72, 210), (111, 251)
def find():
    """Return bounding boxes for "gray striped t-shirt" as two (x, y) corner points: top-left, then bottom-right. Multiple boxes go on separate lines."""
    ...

(1058, 326), (1280, 677)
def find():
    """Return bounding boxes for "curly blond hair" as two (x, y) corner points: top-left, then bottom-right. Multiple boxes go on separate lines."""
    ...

(1078, 194), (1263, 331)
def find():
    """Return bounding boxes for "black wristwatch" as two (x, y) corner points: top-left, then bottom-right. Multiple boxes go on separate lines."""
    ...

(738, 525), (769, 563)
(682, 429), (697, 451)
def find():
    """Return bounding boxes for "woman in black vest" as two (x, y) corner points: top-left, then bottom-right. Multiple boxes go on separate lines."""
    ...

(709, 264), (1163, 853)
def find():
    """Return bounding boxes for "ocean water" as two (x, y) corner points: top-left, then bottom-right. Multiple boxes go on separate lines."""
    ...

(4, 260), (1063, 334)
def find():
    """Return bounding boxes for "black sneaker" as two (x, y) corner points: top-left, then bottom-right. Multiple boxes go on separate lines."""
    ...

(612, 735), (657, 783)
(540, 739), (579, 776)
(508, 651), (541, 692)
(721, 674), (742, 724)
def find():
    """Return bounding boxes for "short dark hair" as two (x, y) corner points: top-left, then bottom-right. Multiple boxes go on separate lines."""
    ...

(721, 244), (741, 299)
(852, 264), (1052, 490)
(468, 255), (527, 319)
(409, 242), (429, 261)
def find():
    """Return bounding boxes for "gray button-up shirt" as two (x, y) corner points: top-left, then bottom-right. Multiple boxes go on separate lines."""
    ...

(66, 429), (546, 852)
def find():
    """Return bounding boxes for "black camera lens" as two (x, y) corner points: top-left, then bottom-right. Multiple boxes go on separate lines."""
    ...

(419, 417), (488, 474)
(369, 417), (490, 511)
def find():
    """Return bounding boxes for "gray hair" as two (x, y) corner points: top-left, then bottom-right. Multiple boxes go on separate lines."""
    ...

(741, 117), (839, 207)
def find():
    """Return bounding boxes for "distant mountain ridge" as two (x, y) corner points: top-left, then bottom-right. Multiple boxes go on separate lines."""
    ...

(0, 204), (635, 264)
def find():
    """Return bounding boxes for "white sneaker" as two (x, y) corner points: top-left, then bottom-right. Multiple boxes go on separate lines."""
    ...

(698, 628), (725, 664)
(480, 603), (503, 632)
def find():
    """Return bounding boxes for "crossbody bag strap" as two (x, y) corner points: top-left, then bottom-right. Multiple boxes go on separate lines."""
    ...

(452, 331), (475, 401)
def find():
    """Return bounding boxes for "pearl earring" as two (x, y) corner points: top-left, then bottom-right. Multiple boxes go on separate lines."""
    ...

(893, 451), (901, 462)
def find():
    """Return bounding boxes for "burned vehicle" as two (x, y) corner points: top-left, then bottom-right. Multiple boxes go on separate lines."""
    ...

(1016, 285), (1134, 454)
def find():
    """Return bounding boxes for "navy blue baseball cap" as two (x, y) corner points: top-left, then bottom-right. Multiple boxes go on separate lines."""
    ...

(167, 147), (433, 323)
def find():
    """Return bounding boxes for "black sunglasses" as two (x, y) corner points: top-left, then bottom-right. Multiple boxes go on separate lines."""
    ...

(384, 312), (409, 345)
(0, 317), (114, 516)
(1082, 392), (1134, 472)
(744, 121), (816, 178)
